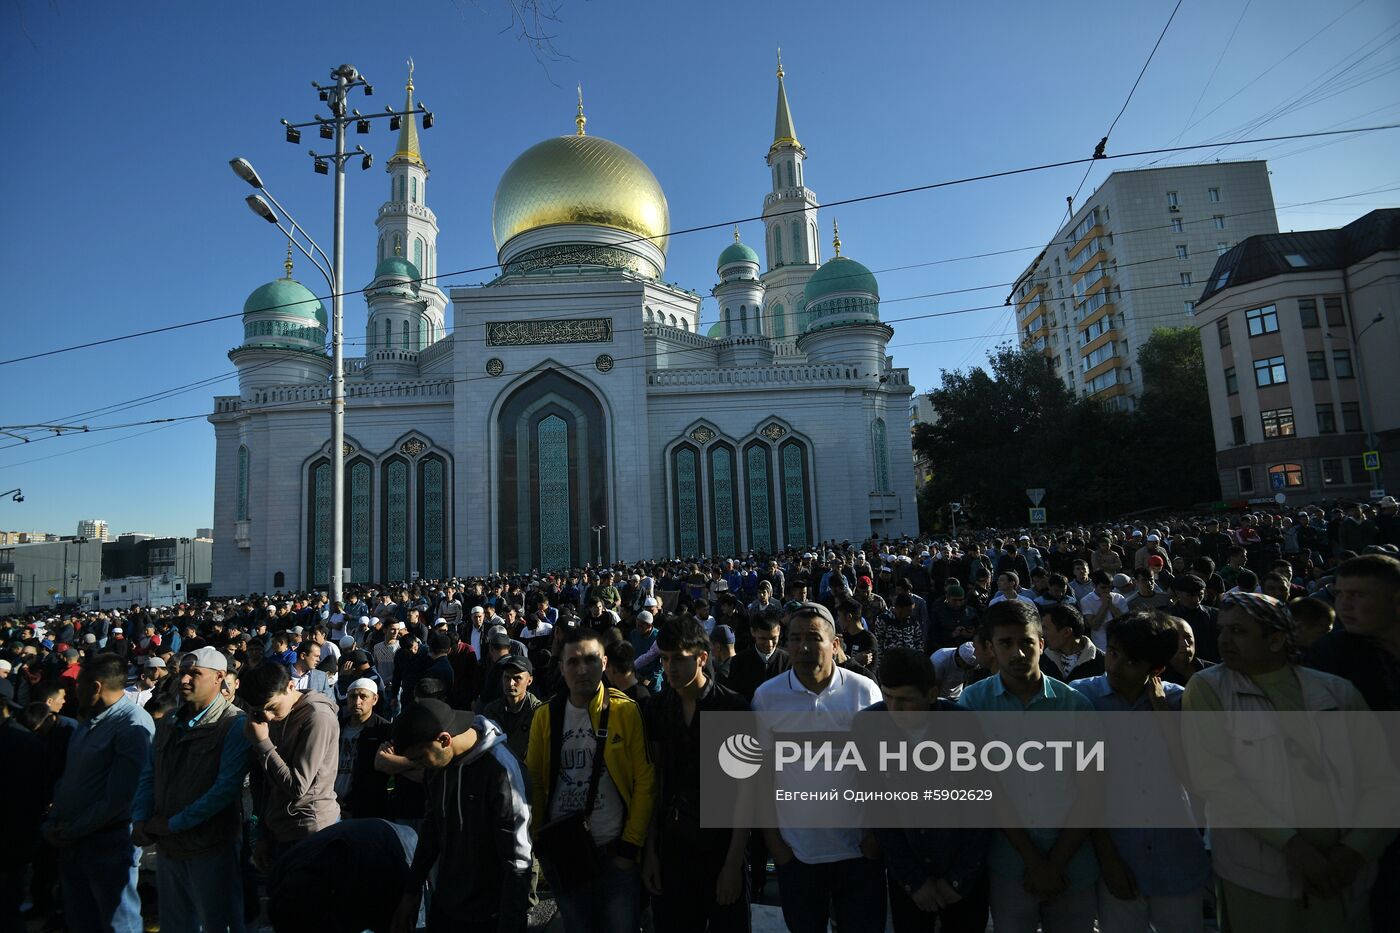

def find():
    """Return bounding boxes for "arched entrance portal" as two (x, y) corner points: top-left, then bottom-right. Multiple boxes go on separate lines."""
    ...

(497, 369), (609, 572)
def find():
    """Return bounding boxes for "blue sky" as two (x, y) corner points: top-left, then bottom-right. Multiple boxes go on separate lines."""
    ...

(1, 0), (1397, 536)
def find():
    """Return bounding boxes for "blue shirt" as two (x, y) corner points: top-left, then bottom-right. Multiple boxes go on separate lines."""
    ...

(131, 700), (251, 833)
(958, 672), (1099, 891)
(1069, 675), (1211, 897)
(47, 695), (155, 842)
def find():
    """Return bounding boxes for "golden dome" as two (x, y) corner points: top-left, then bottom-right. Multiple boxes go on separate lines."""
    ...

(492, 134), (670, 253)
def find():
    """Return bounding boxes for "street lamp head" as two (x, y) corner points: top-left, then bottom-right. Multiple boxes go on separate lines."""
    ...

(363, 84), (374, 97)
(335, 64), (359, 81)
(319, 122), (333, 140)
(245, 195), (279, 224)
(10, 492), (22, 503)
(361, 153), (373, 171)
(422, 110), (434, 129)
(283, 120), (302, 145)
(313, 159), (329, 176)
(228, 157), (264, 189)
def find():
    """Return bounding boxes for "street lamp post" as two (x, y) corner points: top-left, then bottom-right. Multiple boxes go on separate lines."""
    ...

(232, 65), (431, 602)
(591, 524), (607, 567)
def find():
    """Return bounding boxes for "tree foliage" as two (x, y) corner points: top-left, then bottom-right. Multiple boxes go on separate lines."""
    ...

(913, 329), (1217, 529)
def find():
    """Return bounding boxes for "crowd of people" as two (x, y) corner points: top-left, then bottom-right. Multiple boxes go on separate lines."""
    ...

(1, 496), (1398, 933)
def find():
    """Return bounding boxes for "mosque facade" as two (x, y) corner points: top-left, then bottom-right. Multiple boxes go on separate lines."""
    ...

(209, 64), (917, 594)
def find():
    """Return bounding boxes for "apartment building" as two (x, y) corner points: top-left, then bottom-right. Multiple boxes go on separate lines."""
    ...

(1011, 162), (1278, 410)
(1195, 208), (1399, 504)
(909, 393), (938, 488)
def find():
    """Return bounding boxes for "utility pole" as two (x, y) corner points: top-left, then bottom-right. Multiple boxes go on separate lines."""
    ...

(235, 63), (432, 601)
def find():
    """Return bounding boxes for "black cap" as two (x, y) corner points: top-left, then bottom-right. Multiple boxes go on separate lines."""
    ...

(391, 699), (472, 750)
(486, 629), (512, 649)
(498, 654), (534, 675)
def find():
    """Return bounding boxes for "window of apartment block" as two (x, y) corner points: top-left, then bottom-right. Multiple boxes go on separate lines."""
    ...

(1217, 319), (1231, 347)
(1180, 272), (1193, 287)
(1167, 191), (1179, 208)
(1213, 215), (1227, 229)
(1316, 403), (1336, 434)
(1261, 407), (1295, 439)
(1348, 456), (1367, 483)
(1237, 466), (1254, 493)
(1308, 351), (1328, 380)
(1208, 187), (1221, 202)
(1298, 298), (1319, 328)
(1253, 355), (1287, 387)
(1322, 458), (1344, 486)
(1334, 349), (1354, 378)
(1170, 218), (1184, 233)
(1246, 305), (1279, 336)
(1225, 367), (1238, 394)
(1217, 242), (1229, 256)
(1232, 416), (1246, 446)
(1324, 297), (1345, 328)
(1342, 401), (1362, 433)
(1184, 300), (1196, 314)
(1176, 244), (1189, 260)
(1269, 463), (1305, 488)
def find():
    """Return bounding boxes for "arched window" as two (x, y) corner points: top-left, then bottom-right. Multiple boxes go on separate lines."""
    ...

(307, 458), (332, 588)
(395, 175), (405, 201)
(414, 237), (424, 271)
(745, 441), (775, 553)
(378, 235), (385, 260)
(416, 320), (424, 349)
(410, 177), (418, 203)
(346, 458), (373, 584)
(722, 308), (730, 336)
(771, 302), (786, 338)
(418, 454), (449, 579)
(772, 227), (784, 267)
(1268, 463), (1305, 488)
(709, 443), (738, 556)
(236, 445), (250, 521)
(381, 319), (391, 350)
(779, 439), (813, 548)
(791, 220), (802, 262)
(381, 455), (410, 583)
(401, 320), (410, 350)
(872, 418), (890, 492)
(537, 415), (571, 571)
(672, 443), (704, 557)
(273, 571), (285, 589)
(740, 305), (748, 334)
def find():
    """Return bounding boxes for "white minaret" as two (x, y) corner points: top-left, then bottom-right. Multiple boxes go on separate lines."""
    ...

(372, 62), (446, 343)
(760, 51), (820, 350)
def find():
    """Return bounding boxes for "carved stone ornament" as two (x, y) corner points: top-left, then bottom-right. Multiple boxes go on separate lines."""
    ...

(485, 357), (505, 376)
(689, 425), (716, 444)
(760, 423), (788, 441)
(342, 442), (355, 456)
(595, 353), (615, 373)
(399, 438), (428, 457)
(485, 319), (613, 347)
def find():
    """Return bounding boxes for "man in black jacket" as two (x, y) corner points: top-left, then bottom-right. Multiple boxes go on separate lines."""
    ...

(728, 613), (791, 702)
(390, 701), (531, 933)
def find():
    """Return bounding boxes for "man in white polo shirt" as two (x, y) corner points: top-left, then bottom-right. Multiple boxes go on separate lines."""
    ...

(753, 602), (884, 933)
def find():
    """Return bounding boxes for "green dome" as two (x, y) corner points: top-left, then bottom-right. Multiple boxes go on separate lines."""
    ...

(707, 321), (726, 338)
(243, 278), (327, 329)
(374, 255), (421, 282)
(802, 255), (879, 305)
(717, 241), (759, 271)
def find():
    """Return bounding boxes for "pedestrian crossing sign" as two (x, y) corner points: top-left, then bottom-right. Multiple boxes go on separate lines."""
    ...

(1363, 450), (1381, 472)
(1029, 508), (1047, 524)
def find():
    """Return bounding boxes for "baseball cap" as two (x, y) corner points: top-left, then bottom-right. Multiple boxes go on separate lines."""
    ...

(857, 575), (873, 588)
(187, 645), (228, 672)
(711, 624), (736, 645)
(486, 629), (512, 649)
(346, 677), (379, 695)
(499, 655), (534, 675)
(945, 585), (966, 598)
(791, 601), (837, 628)
(347, 649), (369, 666)
(392, 698), (471, 749)
(145, 656), (167, 669)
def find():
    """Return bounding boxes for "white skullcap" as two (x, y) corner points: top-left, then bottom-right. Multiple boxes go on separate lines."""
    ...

(347, 677), (379, 695)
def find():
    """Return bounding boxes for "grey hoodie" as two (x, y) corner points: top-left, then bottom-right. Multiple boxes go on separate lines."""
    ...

(253, 689), (342, 841)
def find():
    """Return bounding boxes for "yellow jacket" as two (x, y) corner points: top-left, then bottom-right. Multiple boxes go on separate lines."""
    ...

(525, 684), (655, 858)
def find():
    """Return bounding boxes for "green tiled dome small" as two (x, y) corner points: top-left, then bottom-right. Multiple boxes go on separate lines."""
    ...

(802, 255), (879, 305)
(243, 278), (327, 329)
(707, 321), (725, 338)
(374, 255), (421, 282)
(717, 240), (759, 271)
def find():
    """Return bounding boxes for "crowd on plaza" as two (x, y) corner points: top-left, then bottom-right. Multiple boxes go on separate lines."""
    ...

(1, 495), (1398, 933)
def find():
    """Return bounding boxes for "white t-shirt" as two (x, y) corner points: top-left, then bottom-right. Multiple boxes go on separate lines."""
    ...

(1078, 591), (1130, 651)
(548, 701), (625, 846)
(752, 667), (881, 864)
